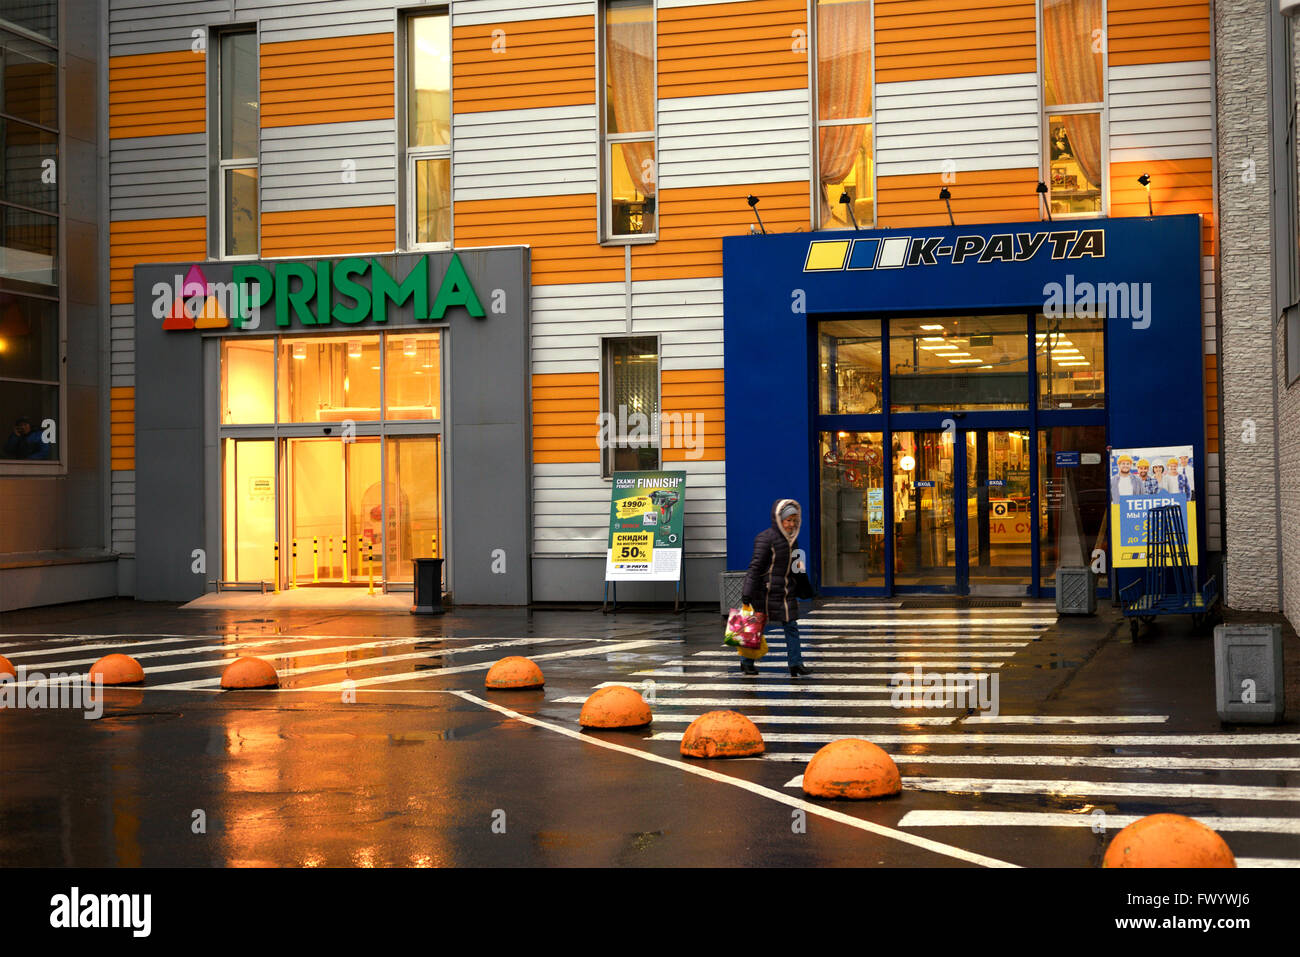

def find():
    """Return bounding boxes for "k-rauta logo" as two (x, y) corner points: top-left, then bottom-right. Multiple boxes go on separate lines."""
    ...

(804, 227), (1105, 272)
(49, 887), (151, 937)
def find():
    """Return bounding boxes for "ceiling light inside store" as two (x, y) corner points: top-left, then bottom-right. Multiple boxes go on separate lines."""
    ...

(949, 358), (982, 364)
(920, 324), (945, 331)
(922, 337), (945, 342)
(348, 340), (362, 358)
(292, 343), (306, 360)
(404, 339), (417, 357)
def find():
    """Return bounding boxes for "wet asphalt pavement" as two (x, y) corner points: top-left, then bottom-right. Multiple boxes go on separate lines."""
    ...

(0, 597), (1297, 868)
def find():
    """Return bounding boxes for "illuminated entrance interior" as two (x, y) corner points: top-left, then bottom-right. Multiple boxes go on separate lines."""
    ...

(815, 314), (1108, 596)
(219, 332), (444, 589)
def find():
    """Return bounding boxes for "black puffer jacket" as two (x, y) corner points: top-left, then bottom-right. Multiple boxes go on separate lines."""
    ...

(741, 498), (802, 623)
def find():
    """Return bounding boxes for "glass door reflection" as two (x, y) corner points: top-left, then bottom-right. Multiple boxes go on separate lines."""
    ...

(893, 430), (959, 589)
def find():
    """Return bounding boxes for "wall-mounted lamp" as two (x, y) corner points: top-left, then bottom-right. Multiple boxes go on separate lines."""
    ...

(1137, 173), (1153, 215)
(939, 187), (954, 226)
(838, 190), (860, 231)
(1036, 181), (1052, 222)
(746, 194), (766, 235)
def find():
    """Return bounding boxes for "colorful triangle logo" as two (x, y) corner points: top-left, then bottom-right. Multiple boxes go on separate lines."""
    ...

(162, 296), (195, 330)
(193, 295), (229, 329)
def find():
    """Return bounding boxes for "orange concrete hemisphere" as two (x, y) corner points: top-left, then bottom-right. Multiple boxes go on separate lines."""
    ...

(680, 710), (764, 758)
(1102, 813), (1236, 868)
(0, 655), (14, 678)
(801, 739), (902, 800)
(484, 656), (545, 690)
(579, 685), (652, 728)
(88, 653), (145, 686)
(220, 656), (280, 690)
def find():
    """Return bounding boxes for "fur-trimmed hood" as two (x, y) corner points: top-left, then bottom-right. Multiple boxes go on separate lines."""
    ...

(771, 498), (802, 545)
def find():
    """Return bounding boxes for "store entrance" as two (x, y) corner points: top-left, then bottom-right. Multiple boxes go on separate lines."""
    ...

(820, 428), (1034, 595)
(283, 437), (382, 586)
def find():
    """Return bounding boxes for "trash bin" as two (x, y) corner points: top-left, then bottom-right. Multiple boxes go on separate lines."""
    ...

(411, 557), (445, 615)
(1055, 566), (1096, 615)
(1214, 624), (1284, 723)
(719, 571), (747, 616)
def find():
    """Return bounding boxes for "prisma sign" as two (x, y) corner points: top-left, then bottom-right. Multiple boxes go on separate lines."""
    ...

(155, 253), (485, 332)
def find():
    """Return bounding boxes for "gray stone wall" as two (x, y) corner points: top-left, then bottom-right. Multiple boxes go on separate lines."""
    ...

(1216, 0), (1282, 611)
(1281, 13), (1300, 633)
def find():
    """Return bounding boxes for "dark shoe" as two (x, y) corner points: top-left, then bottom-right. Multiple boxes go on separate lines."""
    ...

(789, 665), (811, 677)
(740, 659), (758, 676)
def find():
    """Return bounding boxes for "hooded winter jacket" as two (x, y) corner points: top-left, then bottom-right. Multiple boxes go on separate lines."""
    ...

(741, 498), (802, 623)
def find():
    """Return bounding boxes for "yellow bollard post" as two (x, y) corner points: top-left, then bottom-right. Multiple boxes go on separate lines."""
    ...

(342, 535), (350, 583)
(290, 539), (298, 588)
(327, 536), (334, 580)
(273, 541), (281, 594)
(312, 537), (319, 583)
(367, 541), (375, 596)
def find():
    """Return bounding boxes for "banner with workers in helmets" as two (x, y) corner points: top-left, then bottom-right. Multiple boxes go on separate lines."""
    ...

(605, 471), (687, 581)
(1109, 445), (1198, 567)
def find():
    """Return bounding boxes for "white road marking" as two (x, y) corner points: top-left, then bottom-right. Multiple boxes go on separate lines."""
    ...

(296, 640), (664, 691)
(597, 681), (955, 693)
(629, 666), (1006, 677)
(556, 695), (910, 707)
(800, 621), (1055, 629)
(781, 775), (1300, 802)
(756, 753), (1300, 770)
(758, 641), (1031, 649)
(649, 731), (1300, 745)
(802, 609), (1054, 617)
(646, 714), (1170, 726)
(896, 811), (1300, 834)
(1236, 858), (1300, 867)
(693, 650), (1016, 658)
(8, 637), (576, 687)
(450, 689), (1017, 868)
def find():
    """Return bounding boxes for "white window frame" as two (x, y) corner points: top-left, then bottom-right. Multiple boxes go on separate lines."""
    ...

(215, 27), (259, 261)
(599, 335), (661, 478)
(1038, 0), (1108, 220)
(599, 0), (658, 244)
(404, 9), (453, 252)
(810, 0), (875, 231)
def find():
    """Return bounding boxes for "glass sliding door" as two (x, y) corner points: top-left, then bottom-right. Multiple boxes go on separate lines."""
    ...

(818, 431), (886, 587)
(283, 437), (382, 586)
(892, 430), (959, 589)
(968, 429), (1034, 593)
(222, 438), (276, 584)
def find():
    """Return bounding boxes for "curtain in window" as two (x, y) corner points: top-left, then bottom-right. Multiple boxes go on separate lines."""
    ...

(816, 0), (871, 219)
(608, 12), (656, 196)
(1043, 0), (1103, 187)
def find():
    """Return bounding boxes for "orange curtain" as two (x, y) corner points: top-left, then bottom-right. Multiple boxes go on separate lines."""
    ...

(817, 0), (871, 220)
(1043, 0), (1103, 187)
(608, 13), (656, 196)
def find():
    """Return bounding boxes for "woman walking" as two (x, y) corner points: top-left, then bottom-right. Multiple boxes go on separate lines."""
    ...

(740, 499), (811, 678)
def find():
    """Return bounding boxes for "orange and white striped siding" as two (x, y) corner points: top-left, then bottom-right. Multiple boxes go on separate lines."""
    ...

(105, 0), (1223, 565)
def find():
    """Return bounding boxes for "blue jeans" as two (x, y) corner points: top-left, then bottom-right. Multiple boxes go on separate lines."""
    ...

(774, 620), (803, 667)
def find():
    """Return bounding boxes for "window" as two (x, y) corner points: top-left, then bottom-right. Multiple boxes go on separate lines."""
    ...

(889, 315), (1030, 412)
(819, 319), (882, 414)
(215, 29), (258, 257)
(1037, 311), (1104, 409)
(602, 0), (655, 239)
(0, 21), (58, 465)
(601, 336), (659, 476)
(814, 0), (872, 229)
(1042, 0), (1104, 217)
(405, 11), (451, 247)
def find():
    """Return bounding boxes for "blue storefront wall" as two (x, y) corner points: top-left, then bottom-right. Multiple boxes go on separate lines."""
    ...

(722, 214), (1206, 586)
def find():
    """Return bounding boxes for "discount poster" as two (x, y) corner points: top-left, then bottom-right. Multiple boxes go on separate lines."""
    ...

(1109, 445), (1198, 567)
(605, 471), (687, 581)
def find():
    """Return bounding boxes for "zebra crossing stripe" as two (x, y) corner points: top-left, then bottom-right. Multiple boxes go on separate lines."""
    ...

(648, 731), (1300, 745)
(759, 641), (1031, 649)
(800, 621), (1055, 629)
(754, 753), (1300, 770)
(630, 667), (1006, 677)
(1236, 858), (1300, 867)
(293, 639), (664, 691)
(896, 811), (1300, 834)
(597, 681), (951, 693)
(451, 689), (1018, 868)
(692, 650), (1015, 658)
(780, 775), (1300, 803)
(646, 714), (1170, 726)
(9, 633), (588, 672)
(9, 637), (576, 687)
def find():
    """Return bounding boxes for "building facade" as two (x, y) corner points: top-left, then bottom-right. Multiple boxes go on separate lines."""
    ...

(3, 0), (1268, 611)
